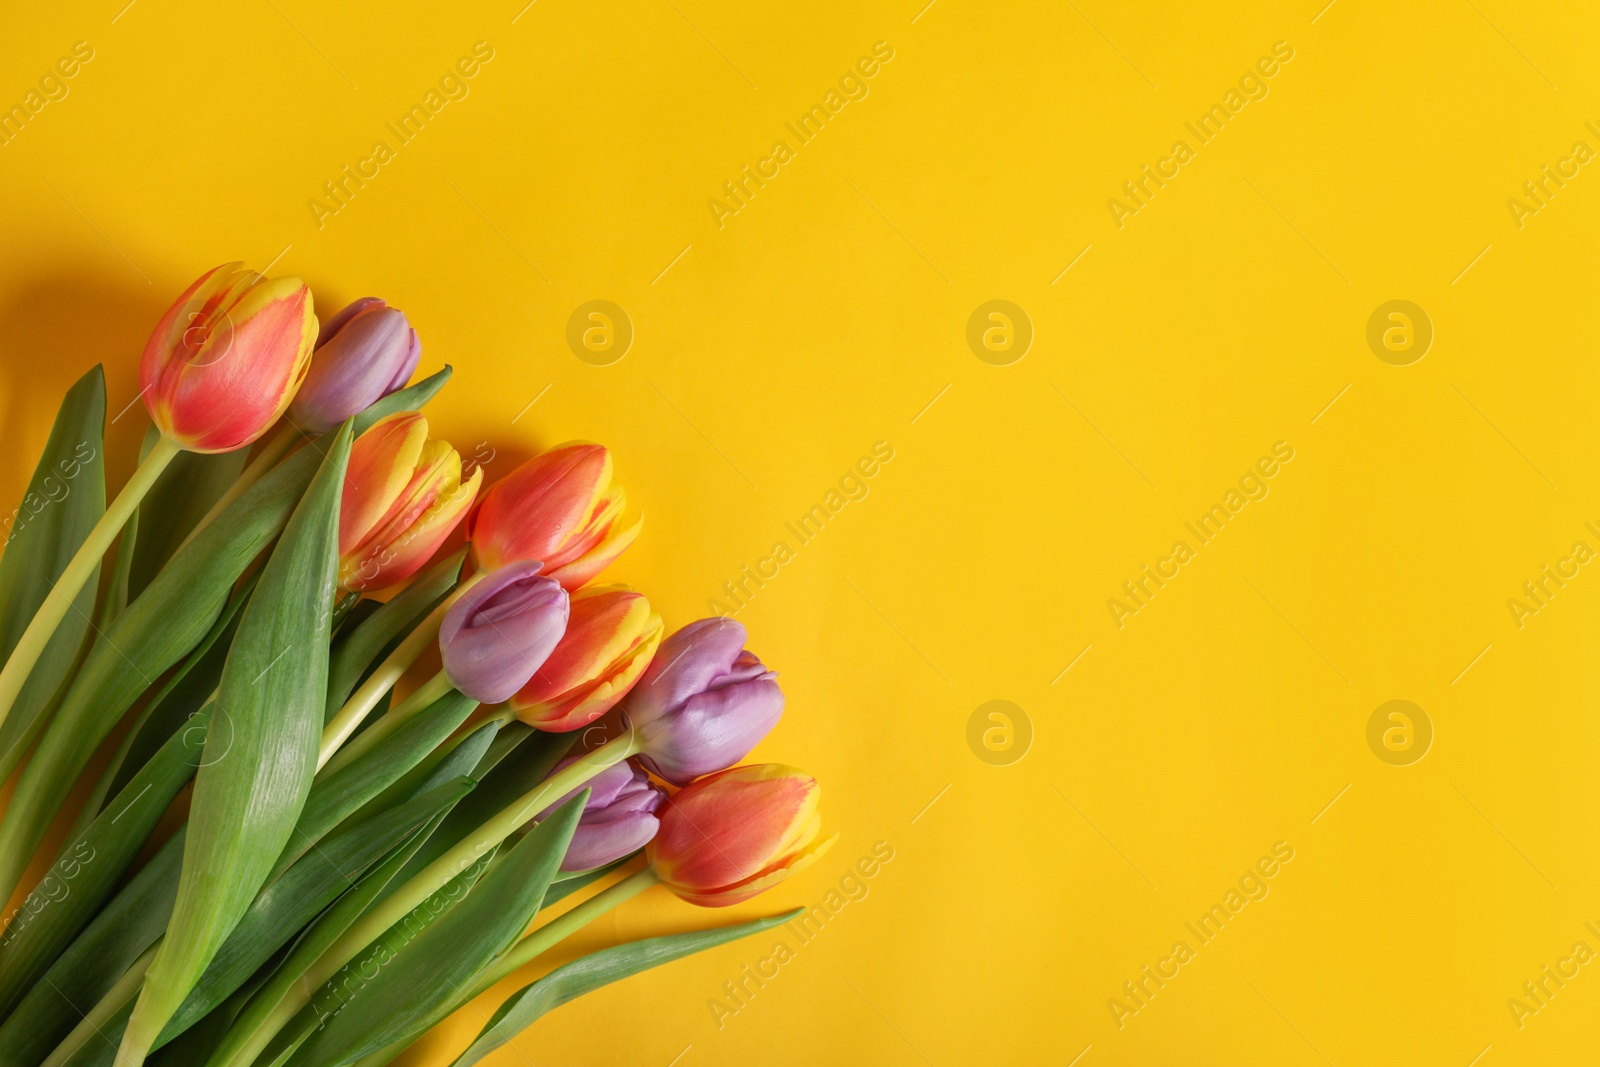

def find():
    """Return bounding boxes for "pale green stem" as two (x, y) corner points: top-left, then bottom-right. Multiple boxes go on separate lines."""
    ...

(317, 570), (485, 771)
(478, 867), (657, 994)
(220, 729), (642, 1067)
(96, 509), (139, 631)
(348, 868), (658, 1067)
(42, 938), (160, 1067)
(172, 421), (299, 555)
(317, 669), (455, 780)
(0, 437), (180, 735)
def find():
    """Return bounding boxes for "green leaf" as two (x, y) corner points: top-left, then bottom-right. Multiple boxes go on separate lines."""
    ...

(325, 548), (464, 719)
(126, 447), (248, 602)
(123, 422), (354, 1058)
(449, 909), (804, 1067)
(338, 706), (502, 832)
(346, 713), (506, 831)
(0, 706), (209, 1017)
(289, 793), (586, 1066)
(0, 830), (185, 1064)
(154, 778), (475, 1050)
(149, 952), (284, 1067)
(71, 574), (256, 841)
(0, 365), (106, 784)
(353, 364), (451, 433)
(391, 727), (572, 885)
(216, 833), (497, 1067)
(410, 717), (506, 798)
(0, 368), (453, 909)
(272, 692), (479, 879)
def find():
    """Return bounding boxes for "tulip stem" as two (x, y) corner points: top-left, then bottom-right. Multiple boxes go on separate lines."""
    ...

(316, 669), (455, 780)
(0, 436), (180, 738)
(317, 569), (485, 770)
(219, 729), (642, 1066)
(353, 868), (658, 1067)
(42, 939), (160, 1067)
(480, 867), (658, 994)
(173, 422), (299, 555)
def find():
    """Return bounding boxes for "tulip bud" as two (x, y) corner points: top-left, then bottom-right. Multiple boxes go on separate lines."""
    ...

(140, 262), (316, 453)
(536, 757), (665, 871)
(439, 560), (569, 704)
(340, 412), (481, 592)
(507, 585), (663, 733)
(466, 442), (642, 590)
(288, 298), (421, 432)
(647, 764), (835, 907)
(621, 618), (782, 785)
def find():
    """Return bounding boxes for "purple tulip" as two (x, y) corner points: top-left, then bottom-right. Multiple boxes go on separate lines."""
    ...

(288, 297), (422, 432)
(537, 757), (666, 871)
(440, 561), (569, 704)
(622, 618), (783, 785)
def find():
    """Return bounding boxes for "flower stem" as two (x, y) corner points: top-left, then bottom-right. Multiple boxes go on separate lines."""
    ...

(345, 868), (657, 1067)
(317, 569), (485, 770)
(223, 729), (642, 1065)
(0, 436), (180, 737)
(172, 421), (299, 555)
(478, 867), (657, 994)
(316, 668), (454, 780)
(42, 939), (159, 1067)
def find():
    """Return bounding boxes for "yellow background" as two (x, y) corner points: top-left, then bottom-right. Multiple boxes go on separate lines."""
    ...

(2, 0), (1599, 1063)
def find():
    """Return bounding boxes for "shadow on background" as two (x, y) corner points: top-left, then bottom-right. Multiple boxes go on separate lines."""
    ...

(0, 267), (167, 506)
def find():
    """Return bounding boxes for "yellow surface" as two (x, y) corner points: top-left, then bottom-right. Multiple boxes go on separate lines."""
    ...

(2, 1), (1599, 1064)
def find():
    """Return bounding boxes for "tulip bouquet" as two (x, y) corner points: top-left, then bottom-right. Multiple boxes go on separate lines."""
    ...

(0, 263), (834, 1067)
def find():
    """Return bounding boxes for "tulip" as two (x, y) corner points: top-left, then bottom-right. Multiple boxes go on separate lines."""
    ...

(288, 298), (421, 433)
(0, 263), (317, 734)
(339, 411), (481, 592)
(466, 442), (641, 590)
(621, 618), (783, 785)
(508, 585), (663, 732)
(439, 560), (569, 704)
(648, 764), (835, 907)
(536, 757), (665, 871)
(141, 262), (316, 454)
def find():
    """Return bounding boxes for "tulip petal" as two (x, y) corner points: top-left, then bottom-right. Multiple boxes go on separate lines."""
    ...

(339, 413), (428, 557)
(440, 561), (569, 703)
(145, 269), (316, 453)
(650, 765), (817, 892)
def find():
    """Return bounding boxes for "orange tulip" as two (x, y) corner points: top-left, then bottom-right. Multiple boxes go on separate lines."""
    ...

(140, 262), (316, 453)
(508, 585), (662, 732)
(647, 764), (836, 908)
(466, 443), (641, 590)
(339, 412), (481, 592)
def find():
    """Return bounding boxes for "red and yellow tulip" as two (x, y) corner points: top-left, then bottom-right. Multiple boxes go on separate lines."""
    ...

(647, 764), (836, 907)
(139, 262), (316, 453)
(508, 584), (663, 732)
(339, 411), (481, 592)
(466, 442), (641, 590)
